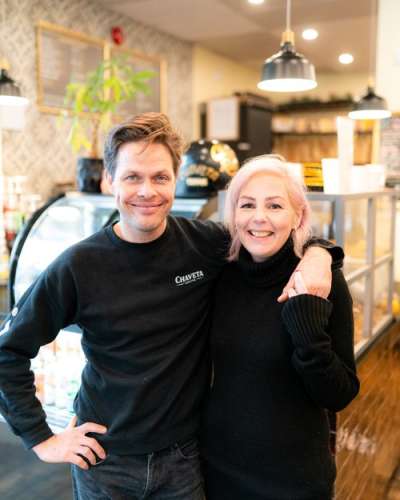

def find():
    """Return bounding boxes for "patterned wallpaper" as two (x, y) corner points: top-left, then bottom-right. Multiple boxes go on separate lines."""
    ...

(0, 0), (193, 200)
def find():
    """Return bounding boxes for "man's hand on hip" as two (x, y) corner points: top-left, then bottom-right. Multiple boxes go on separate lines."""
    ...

(32, 416), (107, 470)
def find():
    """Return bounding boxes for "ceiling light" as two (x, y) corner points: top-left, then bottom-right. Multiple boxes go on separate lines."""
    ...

(348, 86), (391, 119)
(302, 29), (318, 41)
(0, 62), (28, 107)
(338, 53), (354, 65)
(248, 0), (265, 4)
(348, 0), (391, 120)
(257, 0), (317, 92)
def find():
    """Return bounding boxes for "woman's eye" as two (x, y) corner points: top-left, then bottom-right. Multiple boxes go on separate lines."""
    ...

(269, 203), (282, 210)
(240, 203), (254, 209)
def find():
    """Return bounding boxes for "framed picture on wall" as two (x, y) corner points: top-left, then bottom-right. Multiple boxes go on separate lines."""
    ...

(110, 46), (167, 116)
(36, 21), (167, 118)
(36, 20), (105, 114)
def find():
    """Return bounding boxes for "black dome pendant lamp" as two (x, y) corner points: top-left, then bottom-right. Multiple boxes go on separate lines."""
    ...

(0, 59), (28, 107)
(348, 0), (391, 120)
(257, 0), (317, 92)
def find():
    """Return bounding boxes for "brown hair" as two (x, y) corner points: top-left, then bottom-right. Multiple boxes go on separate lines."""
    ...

(104, 112), (184, 178)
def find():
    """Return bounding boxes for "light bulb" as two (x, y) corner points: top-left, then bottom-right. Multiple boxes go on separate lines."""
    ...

(302, 29), (319, 41)
(257, 78), (317, 92)
(339, 53), (354, 65)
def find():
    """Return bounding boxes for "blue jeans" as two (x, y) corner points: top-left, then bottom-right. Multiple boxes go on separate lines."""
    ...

(71, 438), (204, 500)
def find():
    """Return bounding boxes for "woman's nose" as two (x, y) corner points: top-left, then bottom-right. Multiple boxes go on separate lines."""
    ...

(253, 206), (268, 222)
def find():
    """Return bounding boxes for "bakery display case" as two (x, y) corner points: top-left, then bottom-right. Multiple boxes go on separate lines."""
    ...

(307, 190), (397, 355)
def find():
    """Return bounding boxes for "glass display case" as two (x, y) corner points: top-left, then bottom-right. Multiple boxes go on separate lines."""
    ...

(307, 190), (397, 355)
(10, 193), (118, 306)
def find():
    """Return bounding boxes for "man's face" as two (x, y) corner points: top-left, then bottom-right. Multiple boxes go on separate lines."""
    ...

(108, 141), (176, 243)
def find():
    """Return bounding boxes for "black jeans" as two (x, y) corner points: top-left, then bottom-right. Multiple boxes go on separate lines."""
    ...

(71, 438), (204, 500)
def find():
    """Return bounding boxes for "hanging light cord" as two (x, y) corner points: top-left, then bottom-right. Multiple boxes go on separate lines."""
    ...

(286, 0), (291, 32)
(368, 0), (376, 87)
(282, 0), (294, 44)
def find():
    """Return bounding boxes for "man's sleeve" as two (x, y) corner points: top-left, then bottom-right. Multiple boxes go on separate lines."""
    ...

(0, 258), (78, 449)
(303, 237), (344, 270)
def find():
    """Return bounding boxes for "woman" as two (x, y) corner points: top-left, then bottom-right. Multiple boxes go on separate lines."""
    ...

(201, 156), (360, 500)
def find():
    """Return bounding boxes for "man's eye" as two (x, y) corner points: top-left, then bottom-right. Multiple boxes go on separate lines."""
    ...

(126, 174), (139, 181)
(155, 175), (170, 183)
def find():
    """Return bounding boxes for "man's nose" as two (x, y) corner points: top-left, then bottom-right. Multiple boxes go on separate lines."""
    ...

(137, 179), (156, 197)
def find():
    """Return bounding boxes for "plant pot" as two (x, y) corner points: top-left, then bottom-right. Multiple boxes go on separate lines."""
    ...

(77, 158), (103, 193)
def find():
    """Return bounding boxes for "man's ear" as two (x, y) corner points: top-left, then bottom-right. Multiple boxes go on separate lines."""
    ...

(104, 171), (114, 194)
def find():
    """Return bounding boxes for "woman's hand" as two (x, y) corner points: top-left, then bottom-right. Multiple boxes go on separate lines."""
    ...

(278, 246), (331, 302)
(32, 416), (107, 470)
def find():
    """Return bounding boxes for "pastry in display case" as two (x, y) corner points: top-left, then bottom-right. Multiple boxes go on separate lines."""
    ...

(348, 278), (367, 346)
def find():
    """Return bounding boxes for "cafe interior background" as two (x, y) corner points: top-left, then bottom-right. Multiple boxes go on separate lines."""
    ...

(0, 0), (400, 499)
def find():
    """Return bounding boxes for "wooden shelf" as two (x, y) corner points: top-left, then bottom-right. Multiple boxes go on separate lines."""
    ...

(272, 131), (372, 136)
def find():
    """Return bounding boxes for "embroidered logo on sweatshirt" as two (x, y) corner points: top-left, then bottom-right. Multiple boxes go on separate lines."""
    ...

(174, 270), (205, 286)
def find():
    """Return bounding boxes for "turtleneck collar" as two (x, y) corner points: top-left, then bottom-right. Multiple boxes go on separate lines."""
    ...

(236, 237), (300, 288)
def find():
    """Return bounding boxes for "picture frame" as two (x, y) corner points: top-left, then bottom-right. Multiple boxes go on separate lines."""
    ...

(36, 21), (166, 116)
(36, 20), (105, 115)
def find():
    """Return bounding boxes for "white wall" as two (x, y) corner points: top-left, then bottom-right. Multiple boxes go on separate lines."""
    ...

(376, 0), (400, 112)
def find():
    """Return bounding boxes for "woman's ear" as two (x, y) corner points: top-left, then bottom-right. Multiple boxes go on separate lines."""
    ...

(293, 211), (302, 231)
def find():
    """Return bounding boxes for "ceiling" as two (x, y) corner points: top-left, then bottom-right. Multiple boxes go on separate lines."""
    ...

(95, 0), (375, 73)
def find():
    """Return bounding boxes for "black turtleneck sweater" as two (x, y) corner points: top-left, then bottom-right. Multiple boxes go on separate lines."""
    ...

(201, 239), (359, 500)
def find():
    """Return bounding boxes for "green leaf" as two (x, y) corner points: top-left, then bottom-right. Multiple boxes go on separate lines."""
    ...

(63, 55), (155, 154)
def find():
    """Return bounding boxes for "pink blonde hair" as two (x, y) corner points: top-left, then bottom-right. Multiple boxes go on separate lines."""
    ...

(224, 154), (312, 261)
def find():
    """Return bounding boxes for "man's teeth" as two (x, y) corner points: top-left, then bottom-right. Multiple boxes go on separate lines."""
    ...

(249, 230), (272, 237)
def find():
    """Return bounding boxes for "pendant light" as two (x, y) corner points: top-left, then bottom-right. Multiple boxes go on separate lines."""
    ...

(348, 0), (391, 120)
(257, 0), (317, 92)
(0, 59), (28, 107)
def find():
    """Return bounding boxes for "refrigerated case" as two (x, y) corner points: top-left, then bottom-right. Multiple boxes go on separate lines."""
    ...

(307, 190), (397, 354)
(6, 191), (219, 429)
(10, 193), (118, 307)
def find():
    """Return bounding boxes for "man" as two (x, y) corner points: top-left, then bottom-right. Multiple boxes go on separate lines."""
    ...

(0, 113), (341, 499)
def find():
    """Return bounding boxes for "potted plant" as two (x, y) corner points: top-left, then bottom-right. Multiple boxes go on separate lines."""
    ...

(64, 56), (155, 192)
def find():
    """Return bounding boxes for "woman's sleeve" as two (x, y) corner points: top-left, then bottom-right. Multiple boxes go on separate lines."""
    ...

(281, 269), (360, 411)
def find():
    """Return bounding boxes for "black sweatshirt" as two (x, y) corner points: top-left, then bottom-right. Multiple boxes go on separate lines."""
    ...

(0, 216), (343, 455)
(201, 240), (359, 500)
(0, 217), (227, 453)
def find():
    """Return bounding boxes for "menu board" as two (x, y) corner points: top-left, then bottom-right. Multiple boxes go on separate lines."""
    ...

(36, 21), (104, 113)
(379, 115), (400, 178)
(111, 47), (166, 116)
(36, 21), (166, 115)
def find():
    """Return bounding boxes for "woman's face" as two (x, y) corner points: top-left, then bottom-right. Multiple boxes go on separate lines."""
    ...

(235, 174), (299, 262)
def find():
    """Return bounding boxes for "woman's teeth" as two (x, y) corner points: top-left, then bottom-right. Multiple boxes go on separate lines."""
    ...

(249, 230), (273, 237)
